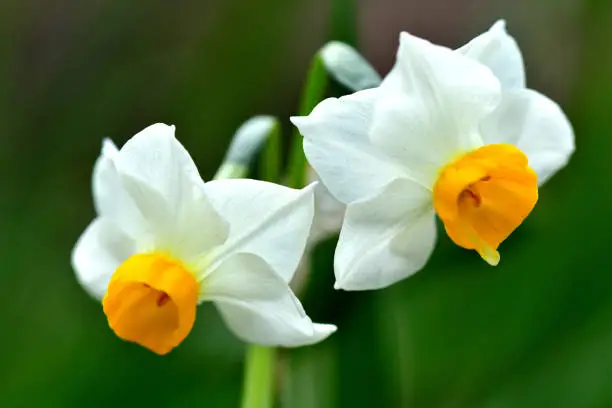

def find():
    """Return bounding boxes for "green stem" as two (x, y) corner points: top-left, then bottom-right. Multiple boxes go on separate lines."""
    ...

(238, 120), (280, 406)
(220, 53), (328, 408)
(239, 57), (327, 406)
(286, 55), (328, 189)
(215, 117), (282, 408)
(241, 345), (278, 408)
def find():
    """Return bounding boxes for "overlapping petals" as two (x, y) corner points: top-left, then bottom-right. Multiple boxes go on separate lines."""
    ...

(459, 21), (574, 184)
(334, 179), (436, 290)
(203, 252), (335, 346)
(370, 32), (501, 186)
(293, 88), (408, 203)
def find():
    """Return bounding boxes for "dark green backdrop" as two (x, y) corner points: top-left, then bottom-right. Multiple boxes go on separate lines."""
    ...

(1, 0), (611, 407)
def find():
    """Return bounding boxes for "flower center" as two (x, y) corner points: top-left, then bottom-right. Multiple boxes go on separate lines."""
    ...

(102, 253), (199, 355)
(433, 144), (538, 265)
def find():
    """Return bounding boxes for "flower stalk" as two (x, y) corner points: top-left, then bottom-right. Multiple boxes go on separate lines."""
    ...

(239, 51), (331, 407)
(287, 54), (328, 189)
(221, 117), (281, 408)
(241, 345), (278, 408)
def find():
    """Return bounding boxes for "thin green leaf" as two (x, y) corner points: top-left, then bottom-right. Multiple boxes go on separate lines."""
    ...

(258, 118), (282, 183)
(286, 55), (328, 189)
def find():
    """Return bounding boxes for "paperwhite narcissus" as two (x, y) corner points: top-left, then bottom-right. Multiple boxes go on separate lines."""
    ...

(291, 20), (574, 291)
(72, 124), (336, 354)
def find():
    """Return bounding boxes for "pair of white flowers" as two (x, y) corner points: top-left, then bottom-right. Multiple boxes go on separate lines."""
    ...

(72, 21), (573, 354)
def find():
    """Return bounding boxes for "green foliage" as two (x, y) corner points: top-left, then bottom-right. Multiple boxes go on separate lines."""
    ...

(242, 345), (277, 408)
(286, 55), (328, 189)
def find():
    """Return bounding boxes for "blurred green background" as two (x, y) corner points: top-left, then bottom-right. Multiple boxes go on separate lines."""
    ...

(1, 0), (612, 407)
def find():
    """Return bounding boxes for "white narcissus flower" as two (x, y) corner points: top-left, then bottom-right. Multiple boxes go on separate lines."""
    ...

(291, 20), (574, 291)
(72, 124), (336, 354)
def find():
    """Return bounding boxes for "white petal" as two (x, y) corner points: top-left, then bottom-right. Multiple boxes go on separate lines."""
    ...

(92, 139), (147, 238)
(204, 252), (336, 347)
(112, 124), (228, 259)
(115, 124), (202, 208)
(307, 166), (346, 245)
(457, 20), (526, 90)
(291, 88), (409, 204)
(71, 218), (136, 300)
(169, 186), (230, 262)
(201, 179), (314, 283)
(480, 89), (575, 185)
(334, 179), (437, 291)
(370, 32), (501, 186)
(113, 173), (229, 261)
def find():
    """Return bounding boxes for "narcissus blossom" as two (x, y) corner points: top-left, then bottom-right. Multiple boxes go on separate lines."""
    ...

(291, 21), (574, 290)
(72, 124), (336, 354)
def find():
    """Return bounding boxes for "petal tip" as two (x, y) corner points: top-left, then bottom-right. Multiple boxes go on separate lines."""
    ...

(398, 31), (414, 51)
(318, 323), (338, 336)
(138, 123), (176, 139)
(482, 249), (500, 266)
(320, 41), (351, 61)
(290, 115), (308, 129)
(333, 274), (356, 291)
(304, 180), (319, 193)
(101, 138), (118, 157)
(492, 19), (507, 32)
